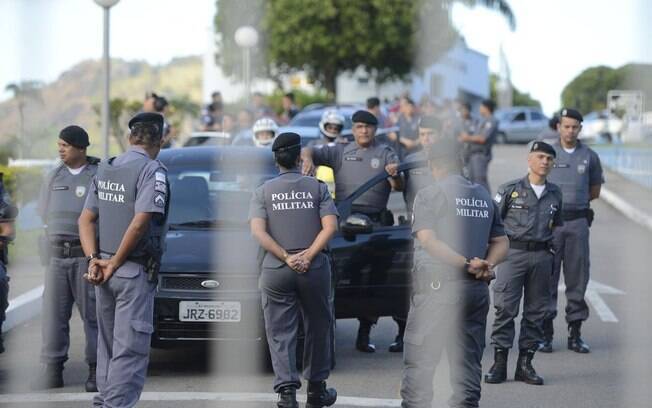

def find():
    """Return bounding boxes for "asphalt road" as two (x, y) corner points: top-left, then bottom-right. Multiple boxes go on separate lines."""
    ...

(1, 144), (650, 407)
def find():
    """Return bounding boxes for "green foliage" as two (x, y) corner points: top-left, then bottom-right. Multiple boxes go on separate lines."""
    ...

(489, 74), (541, 108)
(0, 164), (44, 204)
(215, 0), (516, 97)
(561, 66), (622, 114)
(266, 89), (331, 114)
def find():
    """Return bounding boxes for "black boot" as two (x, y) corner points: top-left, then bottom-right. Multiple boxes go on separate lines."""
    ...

(85, 363), (97, 392)
(484, 348), (508, 384)
(539, 318), (554, 353)
(31, 363), (64, 390)
(355, 321), (375, 353)
(276, 386), (298, 408)
(514, 349), (544, 385)
(567, 321), (590, 353)
(388, 320), (405, 352)
(306, 381), (337, 408)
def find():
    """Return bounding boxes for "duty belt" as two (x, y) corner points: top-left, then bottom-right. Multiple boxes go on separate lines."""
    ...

(509, 240), (551, 251)
(562, 209), (589, 221)
(50, 239), (84, 258)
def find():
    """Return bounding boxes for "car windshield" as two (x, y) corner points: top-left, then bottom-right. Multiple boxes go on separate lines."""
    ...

(166, 164), (275, 227)
(289, 111), (354, 129)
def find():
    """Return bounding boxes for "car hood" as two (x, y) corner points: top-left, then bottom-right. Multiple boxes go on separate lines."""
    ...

(160, 227), (261, 275)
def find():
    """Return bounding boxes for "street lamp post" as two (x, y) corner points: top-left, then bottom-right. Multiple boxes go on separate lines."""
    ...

(234, 26), (259, 104)
(94, 0), (120, 159)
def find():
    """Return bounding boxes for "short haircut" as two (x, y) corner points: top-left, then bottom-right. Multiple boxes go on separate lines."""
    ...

(284, 92), (295, 101)
(366, 97), (380, 109)
(274, 146), (301, 169)
(129, 123), (162, 147)
(481, 99), (496, 113)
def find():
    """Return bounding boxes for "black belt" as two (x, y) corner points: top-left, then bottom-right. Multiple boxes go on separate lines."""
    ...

(509, 240), (551, 251)
(50, 242), (85, 258)
(562, 209), (589, 221)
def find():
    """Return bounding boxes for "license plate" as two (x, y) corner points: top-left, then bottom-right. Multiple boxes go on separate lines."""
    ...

(178, 301), (241, 322)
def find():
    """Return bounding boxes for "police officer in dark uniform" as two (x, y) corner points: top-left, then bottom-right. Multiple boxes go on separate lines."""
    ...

(403, 115), (441, 215)
(401, 141), (509, 408)
(459, 99), (498, 193)
(302, 110), (405, 353)
(542, 108), (604, 354)
(32, 126), (100, 391)
(0, 174), (17, 354)
(485, 141), (563, 386)
(250, 132), (338, 408)
(79, 112), (169, 408)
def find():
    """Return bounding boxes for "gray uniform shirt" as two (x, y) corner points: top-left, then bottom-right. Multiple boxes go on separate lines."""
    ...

(547, 140), (604, 211)
(468, 116), (498, 156)
(494, 176), (563, 242)
(403, 149), (433, 213)
(312, 140), (399, 213)
(412, 174), (505, 273)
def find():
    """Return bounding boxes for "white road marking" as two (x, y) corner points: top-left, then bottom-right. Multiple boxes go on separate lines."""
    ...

(600, 187), (652, 232)
(2, 285), (44, 333)
(558, 279), (625, 323)
(0, 392), (401, 406)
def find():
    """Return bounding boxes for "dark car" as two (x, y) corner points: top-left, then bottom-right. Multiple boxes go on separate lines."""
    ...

(153, 146), (418, 350)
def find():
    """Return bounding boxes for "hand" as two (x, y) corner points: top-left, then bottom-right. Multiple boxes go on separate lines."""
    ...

(385, 163), (399, 177)
(387, 132), (398, 142)
(286, 253), (310, 274)
(301, 157), (315, 176)
(87, 258), (119, 285)
(466, 257), (489, 278)
(83, 259), (101, 284)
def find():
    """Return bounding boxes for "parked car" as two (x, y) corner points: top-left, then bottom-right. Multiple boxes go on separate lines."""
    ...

(153, 146), (417, 352)
(495, 107), (549, 143)
(182, 131), (232, 147)
(580, 110), (623, 143)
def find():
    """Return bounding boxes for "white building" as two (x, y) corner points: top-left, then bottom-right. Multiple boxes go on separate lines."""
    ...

(336, 39), (489, 106)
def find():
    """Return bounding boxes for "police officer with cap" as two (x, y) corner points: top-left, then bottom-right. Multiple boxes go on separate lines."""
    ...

(32, 125), (100, 391)
(250, 132), (338, 408)
(485, 141), (563, 386)
(302, 109), (405, 353)
(401, 140), (508, 408)
(458, 99), (498, 193)
(78, 112), (169, 407)
(403, 115), (443, 215)
(542, 108), (604, 354)
(0, 174), (17, 354)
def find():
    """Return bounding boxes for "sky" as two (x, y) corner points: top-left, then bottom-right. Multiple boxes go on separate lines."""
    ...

(0, 0), (649, 115)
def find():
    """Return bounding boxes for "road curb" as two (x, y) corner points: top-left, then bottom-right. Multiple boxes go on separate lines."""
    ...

(599, 187), (652, 232)
(2, 285), (43, 333)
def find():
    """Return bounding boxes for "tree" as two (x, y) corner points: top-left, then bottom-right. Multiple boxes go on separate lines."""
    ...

(489, 74), (541, 108)
(214, 0), (515, 98)
(560, 66), (622, 114)
(4, 81), (43, 158)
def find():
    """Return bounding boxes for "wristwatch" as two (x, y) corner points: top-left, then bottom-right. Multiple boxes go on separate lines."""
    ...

(86, 253), (100, 262)
(464, 258), (472, 271)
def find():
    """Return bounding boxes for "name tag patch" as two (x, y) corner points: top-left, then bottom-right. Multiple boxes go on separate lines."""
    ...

(52, 186), (69, 191)
(344, 156), (362, 162)
(553, 163), (570, 168)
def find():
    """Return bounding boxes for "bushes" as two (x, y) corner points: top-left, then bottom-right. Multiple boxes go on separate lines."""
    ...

(0, 164), (46, 205)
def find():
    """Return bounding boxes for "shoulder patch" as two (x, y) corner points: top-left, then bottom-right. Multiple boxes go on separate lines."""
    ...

(494, 193), (502, 203)
(155, 172), (166, 182)
(154, 194), (166, 208)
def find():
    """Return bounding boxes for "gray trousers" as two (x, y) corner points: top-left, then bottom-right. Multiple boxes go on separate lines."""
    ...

(467, 153), (491, 193)
(0, 262), (7, 326)
(93, 261), (156, 408)
(490, 248), (553, 350)
(40, 256), (98, 365)
(260, 253), (332, 392)
(401, 278), (489, 408)
(547, 218), (590, 323)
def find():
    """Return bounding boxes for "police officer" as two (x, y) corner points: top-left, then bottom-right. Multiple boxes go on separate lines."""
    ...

(403, 116), (441, 215)
(537, 115), (560, 142)
(301, 110), (405, 353)
(309, 110), (348, 197)
(32, 126), (100, 391)
(485, 141), (563, 386)
(459, 99), (498, 193)
(0, 173), (17, 354)
(401, 141), (508, 408)
(78, 112), (169, 408)
(542, 108), (604, 354)
(250, 132), (338, 408)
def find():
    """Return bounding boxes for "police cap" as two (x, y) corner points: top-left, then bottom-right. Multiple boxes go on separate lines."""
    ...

(59, 125), (90, 148)
(529, 141), (556, 158)
(559, 108), (583, 123)
(351, 110), (378, 126)
(418, 115), (442, 131)
(272, 132), (301, 152)
(128, 112), (165, 137)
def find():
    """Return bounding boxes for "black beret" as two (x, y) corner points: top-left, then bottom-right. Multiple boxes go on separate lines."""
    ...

(59, 125), (89, 148)
(128, 112), (165, 137)
(351, 110), (378, 126)
(418, 115), (442, 131)
(560, 108), (583, 123)
(272, 132), (301, 152)
(529, 141), (556, 158)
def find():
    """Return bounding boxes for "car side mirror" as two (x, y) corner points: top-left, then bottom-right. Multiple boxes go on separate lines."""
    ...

(341, 213), (373, 237)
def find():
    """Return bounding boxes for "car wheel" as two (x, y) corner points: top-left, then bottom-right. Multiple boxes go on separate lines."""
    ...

(496, 132), (507, 144)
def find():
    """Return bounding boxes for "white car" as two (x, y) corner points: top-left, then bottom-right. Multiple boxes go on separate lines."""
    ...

(580, 110), (623, 143)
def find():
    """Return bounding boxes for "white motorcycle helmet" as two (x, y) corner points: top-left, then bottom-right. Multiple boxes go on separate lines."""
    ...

(252, 117), (279, 147)
(318, 110), (345, 140)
